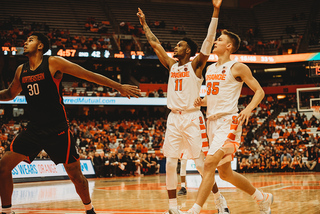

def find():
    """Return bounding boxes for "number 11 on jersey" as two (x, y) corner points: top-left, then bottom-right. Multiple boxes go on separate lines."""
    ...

(175, 79), (183, 91)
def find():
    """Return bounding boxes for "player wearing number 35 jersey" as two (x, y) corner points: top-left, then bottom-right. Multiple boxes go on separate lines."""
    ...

(205, 60), (243, 166)
(184, 30), (273, 214)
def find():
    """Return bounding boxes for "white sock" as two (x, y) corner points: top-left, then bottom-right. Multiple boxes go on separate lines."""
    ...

(2, 207), (12, 214)
(191, 204), (202, 214)
(251, 189), (264, 201)
(169, 198), (178, 209)
(84, 202), (93, 211)
(181, 182), (186, 188)
(213, 190), (221, 200)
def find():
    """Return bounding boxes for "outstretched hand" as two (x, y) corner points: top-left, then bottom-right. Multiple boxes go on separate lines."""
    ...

(118, 84), (141, 99)
(137, 8), (146, 25)
(212, 0), (223, 8)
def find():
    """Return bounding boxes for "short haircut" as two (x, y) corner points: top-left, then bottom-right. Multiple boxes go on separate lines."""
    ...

(182, 37), (198, 57)
(31, 33), (50, 54)
(221, 30), (241, 53)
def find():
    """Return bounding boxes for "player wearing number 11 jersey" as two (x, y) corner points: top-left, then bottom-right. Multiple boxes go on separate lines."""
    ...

(137, 1), (231, 214)
(0, 33), (140, 214)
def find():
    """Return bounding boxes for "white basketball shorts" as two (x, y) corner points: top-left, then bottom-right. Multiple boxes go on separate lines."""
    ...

(163, 110), (208, 159)
(207, 113), (242, 166)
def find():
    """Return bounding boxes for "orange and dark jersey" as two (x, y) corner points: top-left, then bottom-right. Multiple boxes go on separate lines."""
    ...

(20, 56), (68, 131)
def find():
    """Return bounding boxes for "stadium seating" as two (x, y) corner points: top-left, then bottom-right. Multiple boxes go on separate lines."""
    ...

(0, 0), (112, 37)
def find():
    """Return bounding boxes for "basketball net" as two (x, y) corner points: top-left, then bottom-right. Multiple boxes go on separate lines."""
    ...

(311, 106), (320, 119)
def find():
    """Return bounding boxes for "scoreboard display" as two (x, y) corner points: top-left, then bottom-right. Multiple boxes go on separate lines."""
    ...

(3, 46), (320, 64)
(308, 61), (320, 78)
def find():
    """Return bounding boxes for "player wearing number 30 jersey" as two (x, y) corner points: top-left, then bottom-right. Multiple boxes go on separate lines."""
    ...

(0, 33), (140, 214)
(20, 55), (68, 129)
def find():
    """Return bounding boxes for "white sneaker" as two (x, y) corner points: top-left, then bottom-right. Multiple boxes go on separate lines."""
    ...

(214, 195), (230, 213)
(168, 208), (184, 214)
(168, 208), (193, 214)
(257, 193), (273, 214)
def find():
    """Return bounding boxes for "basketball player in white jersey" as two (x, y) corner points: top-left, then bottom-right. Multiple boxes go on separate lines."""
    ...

(174, 30), (273, 214)
(137, 1), (230, 214)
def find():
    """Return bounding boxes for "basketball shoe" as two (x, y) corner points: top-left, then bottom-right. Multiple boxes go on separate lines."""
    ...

(168, 208), (186, 214)
(177, 187), (187, 196)
(86, 207), (96, 214)
(214, 194), (230, 213)
(257, 193), (273, 214)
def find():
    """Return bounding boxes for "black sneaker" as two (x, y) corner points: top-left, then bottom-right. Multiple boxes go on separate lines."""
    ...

(86, 207), (96, 214)
(177, 187), (187, 195)
(2, 212), (15, 214)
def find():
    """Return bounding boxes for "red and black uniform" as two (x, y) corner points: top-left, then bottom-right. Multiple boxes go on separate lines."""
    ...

(10, 56), (79, 164)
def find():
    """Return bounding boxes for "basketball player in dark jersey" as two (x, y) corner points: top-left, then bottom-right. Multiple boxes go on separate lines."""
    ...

(0, 33), (140, 214)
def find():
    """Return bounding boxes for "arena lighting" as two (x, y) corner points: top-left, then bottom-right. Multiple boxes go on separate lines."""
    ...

(277, 95), (286, 100)
(264, 67), (286, 72)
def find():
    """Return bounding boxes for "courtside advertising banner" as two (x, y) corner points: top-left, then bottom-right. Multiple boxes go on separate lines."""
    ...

(12, 181), (95, 205)
(0, 96), (168, 105)
(12, 159), (95, 179)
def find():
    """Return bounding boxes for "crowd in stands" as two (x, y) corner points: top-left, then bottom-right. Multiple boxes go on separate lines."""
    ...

(49, 31), (112, 51)
(236, 28), (289, 55)
(84, 17), (110, 34)
(0, 115), (166, 177)
(0, 14), (304, 56)
(91, 150), (159, 177)
(117, 20), (174, 53)
(0, 16), (113, 51)
(0, 16), (49, 48)
(0, 94), (319, 178)
(62, 82), (122, 97)
(61, 82), (166, 98)
(236, 95), (320, 173)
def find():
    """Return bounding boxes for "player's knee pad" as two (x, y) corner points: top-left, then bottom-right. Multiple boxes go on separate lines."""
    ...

(166, 157), (178, 190)
(180, 159), (187, 176)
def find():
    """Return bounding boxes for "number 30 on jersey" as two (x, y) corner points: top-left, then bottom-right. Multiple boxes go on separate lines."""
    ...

(27, 83), (40, 96)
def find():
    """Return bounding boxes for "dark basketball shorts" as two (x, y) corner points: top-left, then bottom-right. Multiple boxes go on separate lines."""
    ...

(9, 126), (79, 165)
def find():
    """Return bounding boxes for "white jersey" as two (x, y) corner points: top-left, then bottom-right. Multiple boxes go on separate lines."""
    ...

(167, 62), (203, 111)
(206, 60), (243, 119)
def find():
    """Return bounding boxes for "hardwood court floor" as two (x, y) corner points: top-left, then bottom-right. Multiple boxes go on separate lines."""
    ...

(4, 172), (320, 214)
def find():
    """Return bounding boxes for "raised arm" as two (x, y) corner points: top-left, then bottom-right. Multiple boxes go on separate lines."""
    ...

(232, 63), (265, 126)
(137, 8), (176, 70)
(191, 0), (222, 78)
(0, 65), (23, 101)
(49, 56), (140, 98)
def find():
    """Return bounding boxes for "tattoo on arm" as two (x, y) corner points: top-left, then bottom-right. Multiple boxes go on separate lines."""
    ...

(143, 26), (159, 43)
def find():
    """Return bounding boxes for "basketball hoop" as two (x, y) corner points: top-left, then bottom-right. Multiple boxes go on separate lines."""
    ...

(311, 106), (320, 119)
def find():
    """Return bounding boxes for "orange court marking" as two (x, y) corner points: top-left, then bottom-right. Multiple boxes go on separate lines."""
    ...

(97, 183), (167, 191)
(13, 208), (217, 214)
(282, 186), (320, 190)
